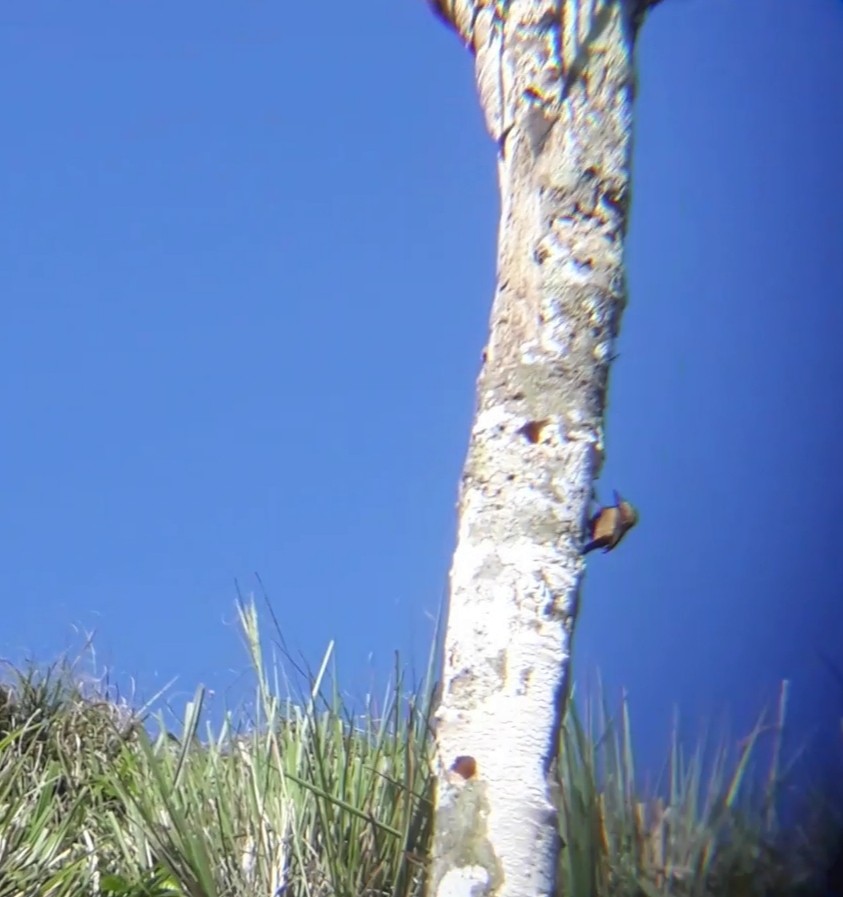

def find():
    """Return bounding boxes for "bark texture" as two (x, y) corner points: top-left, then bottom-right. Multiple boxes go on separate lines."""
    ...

(429, 2), (639, 895)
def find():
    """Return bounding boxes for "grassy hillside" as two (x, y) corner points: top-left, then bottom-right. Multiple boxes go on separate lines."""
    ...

(0, 600), (839, 897)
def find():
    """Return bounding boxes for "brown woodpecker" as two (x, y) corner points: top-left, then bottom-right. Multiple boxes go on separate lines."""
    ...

(583, 490), (638, 555)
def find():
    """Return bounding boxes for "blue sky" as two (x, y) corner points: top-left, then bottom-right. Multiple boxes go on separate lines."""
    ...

(2, 0), (842, 783)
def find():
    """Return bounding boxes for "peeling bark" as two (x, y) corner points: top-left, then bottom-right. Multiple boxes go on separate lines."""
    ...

(428, 2), (640, 895)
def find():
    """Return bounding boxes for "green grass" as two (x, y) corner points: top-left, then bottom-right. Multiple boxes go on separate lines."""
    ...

(558, 680), (839, 897)
(0, 601), (839, 897)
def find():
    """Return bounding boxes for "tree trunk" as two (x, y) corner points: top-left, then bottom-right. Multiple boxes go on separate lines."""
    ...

(428, 2), (641, 895)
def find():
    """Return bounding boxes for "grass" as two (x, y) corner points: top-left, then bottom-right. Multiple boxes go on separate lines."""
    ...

(558, 680), (839, 896)
(0, 600), (839, 897)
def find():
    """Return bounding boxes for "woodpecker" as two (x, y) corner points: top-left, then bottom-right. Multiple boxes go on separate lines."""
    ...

(583, 491), (638, 555)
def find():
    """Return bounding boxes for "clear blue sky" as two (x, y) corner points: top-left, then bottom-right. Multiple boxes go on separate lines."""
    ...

(2, 0), (842, 782)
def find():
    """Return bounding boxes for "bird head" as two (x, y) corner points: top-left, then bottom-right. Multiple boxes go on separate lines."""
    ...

(612, 490), (638, 529)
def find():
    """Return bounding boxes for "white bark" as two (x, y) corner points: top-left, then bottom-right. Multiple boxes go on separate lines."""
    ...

(429, 2), (640, 895)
